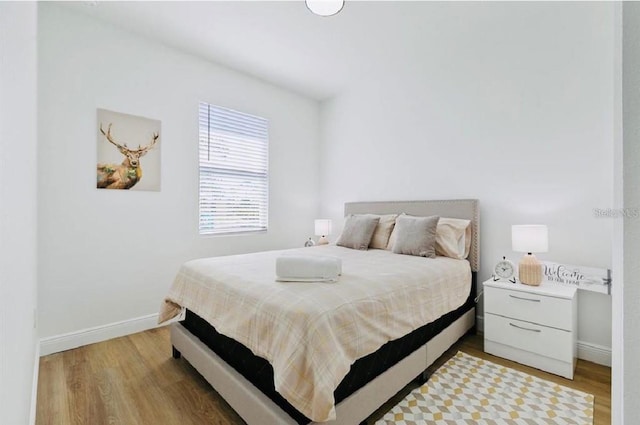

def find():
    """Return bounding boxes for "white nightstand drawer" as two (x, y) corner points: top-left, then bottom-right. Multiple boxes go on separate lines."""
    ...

(484, 286), (572, 330)
(485, 313), (573, 363)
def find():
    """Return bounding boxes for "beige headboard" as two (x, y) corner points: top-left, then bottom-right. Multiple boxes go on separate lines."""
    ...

(344, 199), (480, 272)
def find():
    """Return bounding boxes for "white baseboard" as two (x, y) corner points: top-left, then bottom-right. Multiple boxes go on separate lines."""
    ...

(475, 314), (611, 367)
(39, 311), (613, 367)
(29, 342), (40, 425)
(40, 313), (160, 356)
(577, 341), (612, 367)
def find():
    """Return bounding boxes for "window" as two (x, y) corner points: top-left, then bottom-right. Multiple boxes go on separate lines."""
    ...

(198, 103), (269, 235)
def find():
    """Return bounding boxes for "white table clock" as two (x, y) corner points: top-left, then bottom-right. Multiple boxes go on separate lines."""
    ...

(493, 256), (516, 283)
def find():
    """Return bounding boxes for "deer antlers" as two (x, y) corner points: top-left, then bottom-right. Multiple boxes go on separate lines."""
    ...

(99, 123), (159, 154)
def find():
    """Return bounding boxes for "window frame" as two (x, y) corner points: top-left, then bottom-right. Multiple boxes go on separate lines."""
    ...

(198, 102), (269, 236)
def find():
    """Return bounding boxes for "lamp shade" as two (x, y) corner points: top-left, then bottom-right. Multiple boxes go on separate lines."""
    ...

(315, 219), (332, 237)
(305, 0), (344, 16)
(512, 225), (548, 253)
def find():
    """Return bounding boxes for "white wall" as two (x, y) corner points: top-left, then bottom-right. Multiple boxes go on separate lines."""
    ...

(623, 3), (640, 422)
(0, 2), (39, 424)
(37, 4), (320, 342)
(611, 4), (623, 424)
(320, 2), (614, 360)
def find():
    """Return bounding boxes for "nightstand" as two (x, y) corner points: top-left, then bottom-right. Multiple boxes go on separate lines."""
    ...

(483, 279), (577, 379)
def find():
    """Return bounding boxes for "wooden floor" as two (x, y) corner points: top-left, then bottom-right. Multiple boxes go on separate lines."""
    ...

(36, 327), (611, 425)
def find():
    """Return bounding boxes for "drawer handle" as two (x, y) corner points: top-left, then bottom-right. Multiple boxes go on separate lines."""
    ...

(509, 294), (541, 302)
(509, 322), (541, 333)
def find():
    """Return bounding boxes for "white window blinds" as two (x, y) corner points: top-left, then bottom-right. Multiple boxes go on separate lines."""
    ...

(199, 102), (269, 235)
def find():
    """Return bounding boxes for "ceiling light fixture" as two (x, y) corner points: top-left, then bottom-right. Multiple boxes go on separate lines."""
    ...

(305, 0), (344, 17)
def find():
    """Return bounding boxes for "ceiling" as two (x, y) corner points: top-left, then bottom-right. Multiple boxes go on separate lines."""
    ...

(59, 1), (486, 101)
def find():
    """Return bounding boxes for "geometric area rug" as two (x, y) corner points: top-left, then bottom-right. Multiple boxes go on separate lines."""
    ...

(376, 351), (594, 425)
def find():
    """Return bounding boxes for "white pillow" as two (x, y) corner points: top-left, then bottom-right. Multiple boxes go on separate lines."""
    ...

(435, 217), (471, 259)
(369, 214), (398, 249)
(386, 213), (406, 251)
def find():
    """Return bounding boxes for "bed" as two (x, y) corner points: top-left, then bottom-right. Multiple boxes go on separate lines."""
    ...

(160, 199), (480, 425)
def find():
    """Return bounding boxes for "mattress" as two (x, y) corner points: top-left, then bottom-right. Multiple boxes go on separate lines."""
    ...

(159, 245), (472, 421)
(182, 296), (474, 424)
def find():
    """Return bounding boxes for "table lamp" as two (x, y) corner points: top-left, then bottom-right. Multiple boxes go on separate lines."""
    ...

(512, 224), (548, 286)
(315, 219), (332, 245)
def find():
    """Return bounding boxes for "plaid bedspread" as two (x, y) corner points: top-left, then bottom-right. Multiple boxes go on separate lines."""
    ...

(158, 245), (471, 422)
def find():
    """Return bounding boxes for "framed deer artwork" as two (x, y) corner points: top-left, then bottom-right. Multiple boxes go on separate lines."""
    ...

(96, 108), (161, 191)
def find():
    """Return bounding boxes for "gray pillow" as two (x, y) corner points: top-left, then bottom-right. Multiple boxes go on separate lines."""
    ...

(392, 215), (440, 258)
(336, 214), (380, 250)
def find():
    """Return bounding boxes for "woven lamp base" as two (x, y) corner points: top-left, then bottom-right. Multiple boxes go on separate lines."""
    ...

(317, 235), (329, 245)
(519, 253), (543, 286)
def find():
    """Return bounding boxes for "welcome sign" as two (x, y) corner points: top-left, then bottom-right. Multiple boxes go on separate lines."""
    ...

(542, 262), (611, 295)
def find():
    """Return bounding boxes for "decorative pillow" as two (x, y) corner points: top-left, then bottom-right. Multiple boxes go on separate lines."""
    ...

(369, 214), (398, 249)
(391, 215), (440, 258)
(336, 214), (380, 250)
(435, 217), (472, 260)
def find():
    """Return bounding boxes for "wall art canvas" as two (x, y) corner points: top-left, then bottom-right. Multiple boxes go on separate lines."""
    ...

(96, 108), (161, 191)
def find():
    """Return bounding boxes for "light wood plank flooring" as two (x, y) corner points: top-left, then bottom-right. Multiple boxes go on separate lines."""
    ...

(36, 327), (611, 425)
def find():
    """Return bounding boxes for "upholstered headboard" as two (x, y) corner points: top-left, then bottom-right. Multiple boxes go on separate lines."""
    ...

(344, 199), (480, 272)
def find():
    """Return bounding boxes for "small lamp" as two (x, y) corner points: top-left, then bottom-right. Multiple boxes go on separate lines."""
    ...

(512, 225), (548, 286)
(315, 219), (332, 245)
